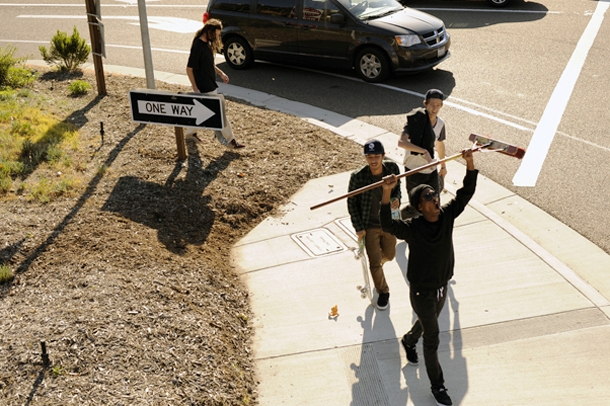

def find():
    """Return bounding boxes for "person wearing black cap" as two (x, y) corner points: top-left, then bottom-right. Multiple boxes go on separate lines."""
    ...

(347, 139), (401, 310)
(378, 149), (477, 406)
(398, 89), (447, 218)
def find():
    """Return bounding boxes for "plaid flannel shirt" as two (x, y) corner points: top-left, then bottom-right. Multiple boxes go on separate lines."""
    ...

(348, 160), (401, 232)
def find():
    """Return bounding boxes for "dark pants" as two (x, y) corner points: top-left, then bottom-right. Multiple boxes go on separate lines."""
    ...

(403, 284), (448, 390)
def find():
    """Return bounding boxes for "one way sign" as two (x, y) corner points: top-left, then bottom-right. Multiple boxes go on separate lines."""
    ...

(129, 89), (224, 130)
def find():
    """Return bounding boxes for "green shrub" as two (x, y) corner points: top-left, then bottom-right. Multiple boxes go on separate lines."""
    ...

(5, 66), (36, 88)
(0, 263), (14, 284)
(0, 44), (34, 89)
(0, 88), (17, 102)
(68, 80), (91, 96)
(0, 160), (26, 177)
(39, 27), (91, 72)
(46, 145), (64, 164)
(0, 175), (12, 193)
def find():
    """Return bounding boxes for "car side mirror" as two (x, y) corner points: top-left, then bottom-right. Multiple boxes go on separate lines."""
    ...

(330, 13), (345, 24)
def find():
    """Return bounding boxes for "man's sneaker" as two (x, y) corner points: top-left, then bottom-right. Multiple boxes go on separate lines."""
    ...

(400, 335), (418, 365)
(432, 386), (452, 406)
(377, 292), (389, 310)
(229, 139), (245, 149)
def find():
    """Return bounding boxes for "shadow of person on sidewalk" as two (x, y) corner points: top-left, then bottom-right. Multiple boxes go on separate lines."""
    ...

(438, 280), (468, 405)
(349, 303), (408, 405)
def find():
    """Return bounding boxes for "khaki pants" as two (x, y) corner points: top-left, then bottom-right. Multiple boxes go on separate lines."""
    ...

(364, 228), (396, 295)
(184, 91), (234, 146)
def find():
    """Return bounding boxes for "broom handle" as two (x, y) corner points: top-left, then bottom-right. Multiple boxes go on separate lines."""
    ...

(310, 147), (483, 211)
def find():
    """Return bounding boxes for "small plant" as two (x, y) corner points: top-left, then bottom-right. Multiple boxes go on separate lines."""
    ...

(46, 145), (64, 164)
(68, 80), (91, 96)
(96, 164), (108, 177)
(29, 176), (51, 203)
(39, 27), (91, 72)
(53, 177), (78, 197)
(0, 175), (12, 193)
(0, 263), (13, 284)
(51, 365), (64, 378)
(0, 44), (34, 89)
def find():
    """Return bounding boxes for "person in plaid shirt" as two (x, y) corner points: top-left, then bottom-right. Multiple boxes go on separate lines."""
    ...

(347, 140), (401, 310)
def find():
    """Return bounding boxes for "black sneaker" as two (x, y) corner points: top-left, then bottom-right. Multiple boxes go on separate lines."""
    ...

(400, 335), (418, 365)
(377, 292), (389, 310)
(432, 386), (452, 406)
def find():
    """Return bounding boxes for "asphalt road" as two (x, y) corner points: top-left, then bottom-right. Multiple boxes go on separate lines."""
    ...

(2, 0), (609, 254)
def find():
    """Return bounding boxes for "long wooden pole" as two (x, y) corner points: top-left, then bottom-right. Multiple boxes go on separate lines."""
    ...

(310, 147), (484, 211)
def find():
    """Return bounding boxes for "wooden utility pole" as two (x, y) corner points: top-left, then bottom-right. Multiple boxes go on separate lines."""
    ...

(174, 127), (187, 160)
(84, 0), (106, 96)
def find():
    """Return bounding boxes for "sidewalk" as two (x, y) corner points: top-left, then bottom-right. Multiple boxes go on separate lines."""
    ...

(31, 61), (610, 405)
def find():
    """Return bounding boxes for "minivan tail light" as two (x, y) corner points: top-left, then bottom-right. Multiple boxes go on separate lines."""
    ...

(203, 12), (210, 24)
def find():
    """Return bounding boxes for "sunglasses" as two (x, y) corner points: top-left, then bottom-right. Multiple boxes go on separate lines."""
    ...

(422, 191), (439, 201)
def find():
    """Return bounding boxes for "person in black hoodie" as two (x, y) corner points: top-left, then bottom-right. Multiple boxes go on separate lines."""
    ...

(379, 149), (477, 406)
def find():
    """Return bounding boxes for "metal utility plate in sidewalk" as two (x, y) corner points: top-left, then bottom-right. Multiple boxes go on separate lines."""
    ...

(291, 228), (347, 257)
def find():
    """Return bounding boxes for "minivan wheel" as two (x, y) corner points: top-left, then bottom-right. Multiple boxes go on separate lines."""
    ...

(223, 37), (253, 70)
(356, 48), (390, 83)
(486, 0), (510, 7)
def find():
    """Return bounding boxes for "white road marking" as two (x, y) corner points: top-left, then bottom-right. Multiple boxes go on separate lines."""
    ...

(512, 0), (610, 187)
(415, 8), (560, 14)
(0, 3), (202, 7)
(17, 15), (202, 33)
(0, 38), (191, 54)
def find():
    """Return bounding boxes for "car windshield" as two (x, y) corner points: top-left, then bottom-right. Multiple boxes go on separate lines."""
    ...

(336, 0), (403, 20)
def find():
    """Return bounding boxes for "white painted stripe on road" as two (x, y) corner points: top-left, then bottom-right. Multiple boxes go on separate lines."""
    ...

(0, 3), (202, 7)
(17, 15), (202, 33)
(374, 82), (531, 131)
(512, 0), (610, 187)
(415, 8), (560, 14)
(0, 38), (190, 54)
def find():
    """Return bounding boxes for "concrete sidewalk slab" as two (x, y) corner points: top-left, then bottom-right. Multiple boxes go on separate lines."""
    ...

(234, 172), (610, 405)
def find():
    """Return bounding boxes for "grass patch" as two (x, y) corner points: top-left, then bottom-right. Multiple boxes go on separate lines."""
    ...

(0, 263), (13, 284)
(0, 84), (85, 200)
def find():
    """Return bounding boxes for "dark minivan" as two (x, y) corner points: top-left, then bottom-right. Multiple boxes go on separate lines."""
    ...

(204, 0), (450, 82)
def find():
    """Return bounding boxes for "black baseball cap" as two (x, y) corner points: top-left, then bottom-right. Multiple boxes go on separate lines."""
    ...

(424, 89), (445, 101)
(364, 139), (385, 155)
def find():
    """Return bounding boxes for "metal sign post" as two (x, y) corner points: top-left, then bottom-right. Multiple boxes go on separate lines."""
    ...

(137, 0), (155, 89)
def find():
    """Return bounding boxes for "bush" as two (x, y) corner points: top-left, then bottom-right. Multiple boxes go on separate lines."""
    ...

(39, 26), (91, 72)
(0, 44), (34, 89)
(0, 264), (14, 284)
(68, 80), (91, 96)
(0, 175), (12, 194)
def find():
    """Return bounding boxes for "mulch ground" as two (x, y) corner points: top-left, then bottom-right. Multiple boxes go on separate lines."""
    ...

(0, 67), (363, 405)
